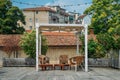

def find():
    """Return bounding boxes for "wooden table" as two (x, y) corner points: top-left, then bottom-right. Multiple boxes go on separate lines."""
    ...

(62, 64), (70, 70)
(54, 64), (70, 70)
(39, 64), (53, 71)
(54, 64), (63, 70)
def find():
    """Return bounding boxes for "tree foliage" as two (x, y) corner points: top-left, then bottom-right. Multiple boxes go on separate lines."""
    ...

(20, 30), (48, 59)
(0, 0), (25, 34)
(89, 39), (105, 58)
(83, 0), (120, 58)
(80, 36), (105, 58)
(84, 0), (120, 34)
(97, 33), (115, 51)
(88, 39), (97, 58)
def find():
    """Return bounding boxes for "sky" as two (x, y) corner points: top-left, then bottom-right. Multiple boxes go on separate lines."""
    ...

(11, 0), (92, 14)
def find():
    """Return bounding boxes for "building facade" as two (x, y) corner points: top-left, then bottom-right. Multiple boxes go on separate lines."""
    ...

(0, 32), (81, 64)
(22, 6), (81, 30)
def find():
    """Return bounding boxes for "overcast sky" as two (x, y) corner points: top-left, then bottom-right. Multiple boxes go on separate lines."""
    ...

(12, 0), (92, 14)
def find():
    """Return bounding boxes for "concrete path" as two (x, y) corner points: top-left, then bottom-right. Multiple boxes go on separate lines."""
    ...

(0, 67), (120, 80)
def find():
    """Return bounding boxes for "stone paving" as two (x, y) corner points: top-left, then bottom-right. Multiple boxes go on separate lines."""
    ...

(0, 67), (120, 80)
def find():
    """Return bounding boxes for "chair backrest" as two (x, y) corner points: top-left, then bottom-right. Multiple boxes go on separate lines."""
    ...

(69, 56), (84, 65)
(43, 56), (49, 64)
(75, 56), (84, 65)
(59, 55), (68, 64)
(39, 55), (49, 64)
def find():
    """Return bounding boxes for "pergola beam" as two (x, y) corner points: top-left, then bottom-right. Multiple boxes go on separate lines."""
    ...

(38, 23), (84, 27)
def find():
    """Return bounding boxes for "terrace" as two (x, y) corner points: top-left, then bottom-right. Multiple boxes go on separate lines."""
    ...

(0, 67), (120, 80)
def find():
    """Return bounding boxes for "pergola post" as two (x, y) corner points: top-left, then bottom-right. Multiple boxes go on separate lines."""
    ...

(84, 24), (88, 72)
(36, 23), (39, 71)
(39, 33), (41, 55)
(76, 33), (79, 55)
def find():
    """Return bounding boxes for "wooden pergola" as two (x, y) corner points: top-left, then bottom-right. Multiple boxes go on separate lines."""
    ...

(35, 23), (88, 72)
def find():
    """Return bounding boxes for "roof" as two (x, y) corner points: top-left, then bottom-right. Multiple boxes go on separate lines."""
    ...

(42, 32), (80, 46)
(0, 31), (95, 47)
(23, 7), (56, 12)
(26, 30), (32, 33)
(0, 35), (21, 46)
(0, 33), (80, 47)
(78, 14), (86, 19)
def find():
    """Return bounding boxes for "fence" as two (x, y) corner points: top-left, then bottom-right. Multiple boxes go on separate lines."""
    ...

(109, 49), (120, 69)
(88, 58), (110, 67)
(2, 58), (110, 67)
(3, 58), (35, 67)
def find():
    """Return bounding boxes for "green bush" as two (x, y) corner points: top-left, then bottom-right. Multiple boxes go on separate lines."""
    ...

(20, 30), (48, 59)
(80, 36), (105, 58)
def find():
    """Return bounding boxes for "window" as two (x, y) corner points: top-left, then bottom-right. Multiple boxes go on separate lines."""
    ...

(49, 12), (52, 16)
(29, 18), (32, 22)
(14, 52), (19, 58)
(36, 18), (38, 22)
(36, 11), (38, 14)
(29, 26), (32, 30)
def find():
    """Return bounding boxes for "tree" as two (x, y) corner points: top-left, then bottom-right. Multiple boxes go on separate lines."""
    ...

(96, 33), (116, 58)
(0, 0), (25, 34)
(88, 39), (97, 58)
(116, 37), (120, 49)
(20, 30), (48, 59)
(84, 0), (120, 34)
(84, 0), (120, 58)
(80, 36), (105, 58)
(2, 35), (21, 58)
(97, 33), (115, 50)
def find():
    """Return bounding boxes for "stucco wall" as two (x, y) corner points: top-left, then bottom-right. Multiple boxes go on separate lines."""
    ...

(38, 11), (49, 23)
(0, 50), (27, 58)
(0, 46), (80, 66)
(0, 50), (27, 67)
(0, 50), (8, 58)
(0, 50), (8, 67)
(23, 11), (49, 30)
(46, 47), (78, 63)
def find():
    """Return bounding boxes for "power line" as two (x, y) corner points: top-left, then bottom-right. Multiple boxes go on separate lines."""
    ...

(11, 0), (42, 6)
(11, 0), (92, 7)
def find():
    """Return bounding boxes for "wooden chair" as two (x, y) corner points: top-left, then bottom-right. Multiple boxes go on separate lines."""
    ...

(39, 55), (50, 64)
(59, 55), (68, 64)
(39, 55), (53, 70)
(57, 55), (69, 70)
(69, 56), (84, 71)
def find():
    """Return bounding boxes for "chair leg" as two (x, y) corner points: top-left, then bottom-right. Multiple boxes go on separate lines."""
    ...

(69, 65), (71, 70)
(75, 65), (77, 72)
(79, 64), (84, 71)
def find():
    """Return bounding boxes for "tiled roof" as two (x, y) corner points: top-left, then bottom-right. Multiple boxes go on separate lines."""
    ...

(42, 32), (80, 46)
(0, 32), (83, 47)
(23, 7), (56, 12)
(26, 30), (32, 33)
(78, 14), (86, 19)
(0, 35), (21, 46)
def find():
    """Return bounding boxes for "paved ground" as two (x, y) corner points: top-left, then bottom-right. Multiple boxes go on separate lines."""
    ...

(0, 67), (120, 80)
